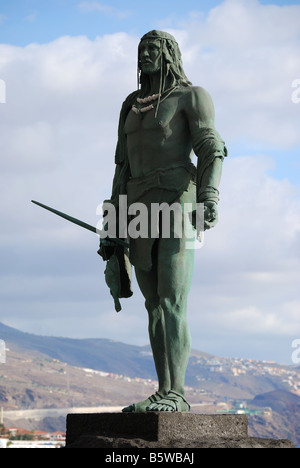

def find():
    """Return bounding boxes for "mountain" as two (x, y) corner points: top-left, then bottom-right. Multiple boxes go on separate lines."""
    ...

(0, 322), (210, 381)
(253, 389), (300, 412)
(0, 321), (157, 379)
(0, 321), (298, 399)
(1, 321), (300, 445)
(248, 390), (300, 445)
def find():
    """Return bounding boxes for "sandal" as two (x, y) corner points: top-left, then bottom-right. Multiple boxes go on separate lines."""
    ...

(146, 390), (190, 412)
(122, 392), (164, 413)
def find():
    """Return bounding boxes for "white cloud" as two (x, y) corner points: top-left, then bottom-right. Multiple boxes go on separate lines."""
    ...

(0, 1), (300, 362)
(188, 153), (300, 361)
(168, 0), (300, 147)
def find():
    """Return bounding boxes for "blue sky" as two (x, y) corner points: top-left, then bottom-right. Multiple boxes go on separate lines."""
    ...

(0, 0), (300, 364)
(0, 0), (299, 46)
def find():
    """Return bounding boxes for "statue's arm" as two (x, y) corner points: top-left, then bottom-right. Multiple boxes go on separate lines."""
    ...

(185, 87), (227, 230)
(99, 95), (134, 258)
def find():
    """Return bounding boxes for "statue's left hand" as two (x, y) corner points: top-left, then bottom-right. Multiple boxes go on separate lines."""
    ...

(190, 201), (218, 234)
(203, 201), (218, 231)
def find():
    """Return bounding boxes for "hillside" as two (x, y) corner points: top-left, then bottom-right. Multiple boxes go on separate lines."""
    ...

(0, 322), (299, 445)
(0, 322), (157, 378)
(1, 321), (298, 399)
(248, 390), (300, 445)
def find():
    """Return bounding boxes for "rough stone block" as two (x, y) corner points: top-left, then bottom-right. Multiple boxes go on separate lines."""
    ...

(66, 412), (248, 446)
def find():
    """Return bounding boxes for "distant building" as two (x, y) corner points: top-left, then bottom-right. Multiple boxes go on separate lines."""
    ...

(6, 427), (33, 438)
(216, 401), (264, 416)
(5, 427), (65, 442)
(50, 431), (66, 441)
(33, 430), (51, 440)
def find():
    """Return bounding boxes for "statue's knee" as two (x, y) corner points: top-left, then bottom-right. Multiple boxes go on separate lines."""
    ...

(145, 297), (160, 312)
(159, 296), (181, 314)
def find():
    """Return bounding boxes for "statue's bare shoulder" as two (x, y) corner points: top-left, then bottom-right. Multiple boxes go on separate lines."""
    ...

(180, 85), (216, 127)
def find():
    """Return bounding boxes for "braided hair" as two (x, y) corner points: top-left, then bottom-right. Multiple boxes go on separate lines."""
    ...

(111, 31), (192, 203)
(138, 30), (192, 101)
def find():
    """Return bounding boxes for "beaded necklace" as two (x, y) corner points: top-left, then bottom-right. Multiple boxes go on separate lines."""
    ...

(132, 86), (179, 116)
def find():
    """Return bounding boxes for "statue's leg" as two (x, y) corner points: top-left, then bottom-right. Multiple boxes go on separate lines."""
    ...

(147, 194), (196, 411)
(135, 257), (171, 396)
(161, 238), (194, 396)
(122, 253), (170, 412)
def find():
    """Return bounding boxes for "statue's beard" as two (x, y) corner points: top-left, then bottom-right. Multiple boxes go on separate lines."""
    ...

(140, 61), (161, 76)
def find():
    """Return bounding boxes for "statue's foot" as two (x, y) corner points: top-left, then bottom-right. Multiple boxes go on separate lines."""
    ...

(146, 390), (190, 412)
(122, 392), (165, 413)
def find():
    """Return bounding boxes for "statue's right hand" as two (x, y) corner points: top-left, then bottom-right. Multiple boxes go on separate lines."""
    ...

(97, 237), (115, 261)
(101, 238), (117, 248)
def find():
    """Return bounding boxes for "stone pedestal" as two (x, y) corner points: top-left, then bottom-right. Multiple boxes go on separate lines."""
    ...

(65, 413), (294, 448)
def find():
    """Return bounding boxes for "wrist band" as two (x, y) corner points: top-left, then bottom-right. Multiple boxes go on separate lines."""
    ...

(197, 186), (219, 203)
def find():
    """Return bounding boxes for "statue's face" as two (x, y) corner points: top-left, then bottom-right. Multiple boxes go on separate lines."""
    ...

(138, 39), (162, 75)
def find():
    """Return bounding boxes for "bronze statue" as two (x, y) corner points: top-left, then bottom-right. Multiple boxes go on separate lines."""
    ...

(99, 30), (227, 412)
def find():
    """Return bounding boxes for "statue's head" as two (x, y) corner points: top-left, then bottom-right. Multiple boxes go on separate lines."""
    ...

(138, 30), (191, 95)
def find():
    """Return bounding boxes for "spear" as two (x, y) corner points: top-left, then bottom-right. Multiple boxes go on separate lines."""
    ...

(31, 200), (129, 248)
